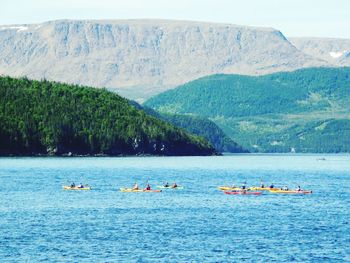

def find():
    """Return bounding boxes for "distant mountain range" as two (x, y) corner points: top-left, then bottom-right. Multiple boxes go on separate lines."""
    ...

(144, 67), (350, 153)
(3, 19), (350, 101)
(290, 38), (350, 66)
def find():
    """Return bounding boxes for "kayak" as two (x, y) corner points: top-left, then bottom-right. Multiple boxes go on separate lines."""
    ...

(120, 188), (162, 193)
(63, 186), (91, 190)
(249, 187), (279, 191)
(157, 185), (183, 190)
(224, 191), (262, 195)
(271, 190), (312, 194)
(218, 186), (243, 191)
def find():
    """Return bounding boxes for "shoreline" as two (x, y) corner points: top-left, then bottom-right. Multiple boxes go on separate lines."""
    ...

(0, 152), (349, 158)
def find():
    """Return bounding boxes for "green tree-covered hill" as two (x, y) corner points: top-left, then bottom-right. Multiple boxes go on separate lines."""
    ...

(134, 104), (246, 153)
(0, 76), (215, 156)
(159, 114), (247, 153)
(145, 67), (350, 153)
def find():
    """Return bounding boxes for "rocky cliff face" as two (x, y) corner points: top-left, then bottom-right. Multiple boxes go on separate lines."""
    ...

(290, 37), (350, 66)
(0, 20), (326, 100)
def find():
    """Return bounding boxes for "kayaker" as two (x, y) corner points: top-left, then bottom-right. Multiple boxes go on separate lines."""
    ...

(172, 182), (178, 188)
(296, 186), (302, 191)
(282, 185), (289, 191)
(241, 183), (246, 190)
(71, 182), (75, 188)
(260, 182), (265, 188)
(269, 183), (274, 189)
(164, 182), (169, 187)
(133, 183), (139, 190)
(78, 183), (84, 188)
(145, 183), (151, 190)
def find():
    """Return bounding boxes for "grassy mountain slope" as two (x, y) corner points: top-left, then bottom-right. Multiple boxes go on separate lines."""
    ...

(145, 67), (350, 153)
(0, 76), (215, 156)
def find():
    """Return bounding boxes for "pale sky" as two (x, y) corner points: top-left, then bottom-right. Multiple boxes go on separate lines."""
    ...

(1, 0), (349, 38)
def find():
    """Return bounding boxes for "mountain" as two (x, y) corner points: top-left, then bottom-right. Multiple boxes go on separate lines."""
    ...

(0, 76), (215, 156)
(144, 67), (350, 153)
(290, 37), (350, 66)
(135, 104), (246, 153)
(0, 19), (326, 101)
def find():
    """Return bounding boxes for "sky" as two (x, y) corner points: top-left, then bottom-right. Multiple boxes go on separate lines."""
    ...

(1, 0), (349, 38)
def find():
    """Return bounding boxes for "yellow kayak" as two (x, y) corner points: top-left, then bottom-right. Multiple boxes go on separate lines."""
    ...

(271, 190), (312, 194)
(249, 187), (279, 191)
(63, 186), (91, 190)
(218, 186), (243, 191)
(120, 188), (162, 193)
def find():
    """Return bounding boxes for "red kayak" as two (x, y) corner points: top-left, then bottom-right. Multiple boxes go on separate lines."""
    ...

(224, 191), (262, 195)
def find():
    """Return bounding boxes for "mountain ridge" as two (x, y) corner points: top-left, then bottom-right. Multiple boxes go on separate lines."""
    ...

(290, 37), (350, 66)
(0, 19), (281, 32)
(0, 19), (328, 101)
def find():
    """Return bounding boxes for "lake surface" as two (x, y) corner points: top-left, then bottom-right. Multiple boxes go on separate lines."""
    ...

(0, 155), (349, 262)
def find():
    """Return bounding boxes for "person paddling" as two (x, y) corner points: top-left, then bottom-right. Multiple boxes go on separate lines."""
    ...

(145, 183), (151, 190)
(172, 182), (178, 188)
(296, 186), (302, 191)
(133, 182), (139, 190)
(164, 182), (169, 187)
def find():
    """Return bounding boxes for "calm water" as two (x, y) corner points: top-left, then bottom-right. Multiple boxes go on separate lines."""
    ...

(0, 155), (349, 262)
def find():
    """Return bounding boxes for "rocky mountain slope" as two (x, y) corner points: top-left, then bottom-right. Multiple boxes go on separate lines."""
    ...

(290, 37), (350, 66)
(0, 19), (326, 101)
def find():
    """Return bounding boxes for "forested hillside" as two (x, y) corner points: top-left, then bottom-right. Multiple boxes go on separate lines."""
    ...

(145, 67), (350, 153)
(138, 105), (246, 153)
(0, 77), (215, 156)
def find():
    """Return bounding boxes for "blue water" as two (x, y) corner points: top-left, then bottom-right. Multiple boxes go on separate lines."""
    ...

(0, 155), (349, 262)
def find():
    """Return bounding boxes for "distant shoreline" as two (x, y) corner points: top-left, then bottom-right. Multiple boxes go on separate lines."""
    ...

(1, 152), (349, 158)
(0, 152), (221, 158)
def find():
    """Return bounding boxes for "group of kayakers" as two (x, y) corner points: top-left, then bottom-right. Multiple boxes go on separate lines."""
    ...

(163, 181), (178, 188)
(275, 185), (302, 191)
(132, 181), (179, 190)
(66, 181), (304, 192)
(232, 181), (304, 191)
(217, 181), (312, 195)
(132, 182), (151, 190)
(70, 182), (86, 188)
